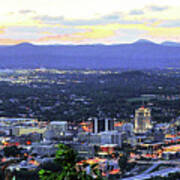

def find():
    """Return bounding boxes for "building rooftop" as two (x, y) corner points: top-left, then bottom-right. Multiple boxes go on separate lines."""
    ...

(0, 117), (36, 122)
(50, 121), (67, 125)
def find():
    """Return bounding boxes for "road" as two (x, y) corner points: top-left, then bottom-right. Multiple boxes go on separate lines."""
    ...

(122, 167), (180, 180)
(136, 160), (180, 165)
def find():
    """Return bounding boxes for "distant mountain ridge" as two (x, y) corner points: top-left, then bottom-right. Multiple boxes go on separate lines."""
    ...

(0, 40), (180, 69)
(133, 39), (156, 44)
(161, 41), (180, 47)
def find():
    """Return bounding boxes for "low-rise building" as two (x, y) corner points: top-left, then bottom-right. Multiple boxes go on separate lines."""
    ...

(12, 127), (46, 136)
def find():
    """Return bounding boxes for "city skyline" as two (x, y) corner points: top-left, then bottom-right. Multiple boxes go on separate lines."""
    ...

(0, 0), (180, 44)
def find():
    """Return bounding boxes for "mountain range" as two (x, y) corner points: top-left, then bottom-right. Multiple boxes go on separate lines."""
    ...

(0, 39), (180, 69)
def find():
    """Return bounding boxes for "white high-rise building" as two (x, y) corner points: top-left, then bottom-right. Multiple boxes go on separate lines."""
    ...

(134, 106), (152, 133)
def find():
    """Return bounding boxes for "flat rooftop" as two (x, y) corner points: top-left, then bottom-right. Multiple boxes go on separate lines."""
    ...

(50, 121), (67, 125)
(0, 118), (36, 121)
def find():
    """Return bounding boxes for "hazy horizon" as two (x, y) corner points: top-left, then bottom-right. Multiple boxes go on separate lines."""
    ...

(0, 39), (179, 46)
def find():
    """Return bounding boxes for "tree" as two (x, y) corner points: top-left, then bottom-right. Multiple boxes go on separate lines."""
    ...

(39, 144), (104, 180)
(3, 146), (21, 157)
(118, 151), (130, 175)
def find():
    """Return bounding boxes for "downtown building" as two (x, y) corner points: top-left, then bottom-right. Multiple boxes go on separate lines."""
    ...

(86, 117), (122, 146)
(134, 106), (152, 133)
(92, 117), (114, 134)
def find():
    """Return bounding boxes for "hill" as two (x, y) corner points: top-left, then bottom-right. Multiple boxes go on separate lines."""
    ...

(161, 41), (180, 47)
(0, 40), (180, 69)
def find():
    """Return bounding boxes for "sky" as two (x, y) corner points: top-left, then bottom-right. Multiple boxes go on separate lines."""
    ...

(0, 0), (180, 44)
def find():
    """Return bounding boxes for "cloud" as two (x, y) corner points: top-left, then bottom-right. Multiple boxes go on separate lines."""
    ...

(19, 10), (36, 14)
(2, 26), (45, 40)
(36, 22), (170, 44)
(159, 19), (180, 28)
(0, 21), (159, 44)
(33, 15), (64, 25)
(36, 26), (116, 43)
(4, 25), (85, 40)
(34, 23), (156, 44)
(32, 12), (144, 27)
(129, 9), (144, 15)
(147, 26), (180, 39)
(103, 14), (121, 20)
(0, 38), (28, 45)
(147, 5), (169, 12)
(0, 1), (179, 45)
(33, 14), (122, 26)
(1, 20), (180, 44)
(0, 27), (5, 34)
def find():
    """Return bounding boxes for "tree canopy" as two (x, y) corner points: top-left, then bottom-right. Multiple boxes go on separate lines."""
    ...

(39, 144), (104, 180)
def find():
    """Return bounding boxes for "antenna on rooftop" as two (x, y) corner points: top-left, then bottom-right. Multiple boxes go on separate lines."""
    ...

(142, 99), (145, 108)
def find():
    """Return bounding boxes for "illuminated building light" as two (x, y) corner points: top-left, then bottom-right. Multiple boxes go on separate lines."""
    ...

(134, 107), (152, 133)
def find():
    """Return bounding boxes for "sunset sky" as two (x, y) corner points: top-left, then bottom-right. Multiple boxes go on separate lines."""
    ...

(0, 0), (180, 44)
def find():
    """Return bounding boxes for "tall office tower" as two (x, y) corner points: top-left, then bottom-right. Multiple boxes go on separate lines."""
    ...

(105, 118), (114, 131)
(134, 106), (152, 133)
(92, 117), (114, 133)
